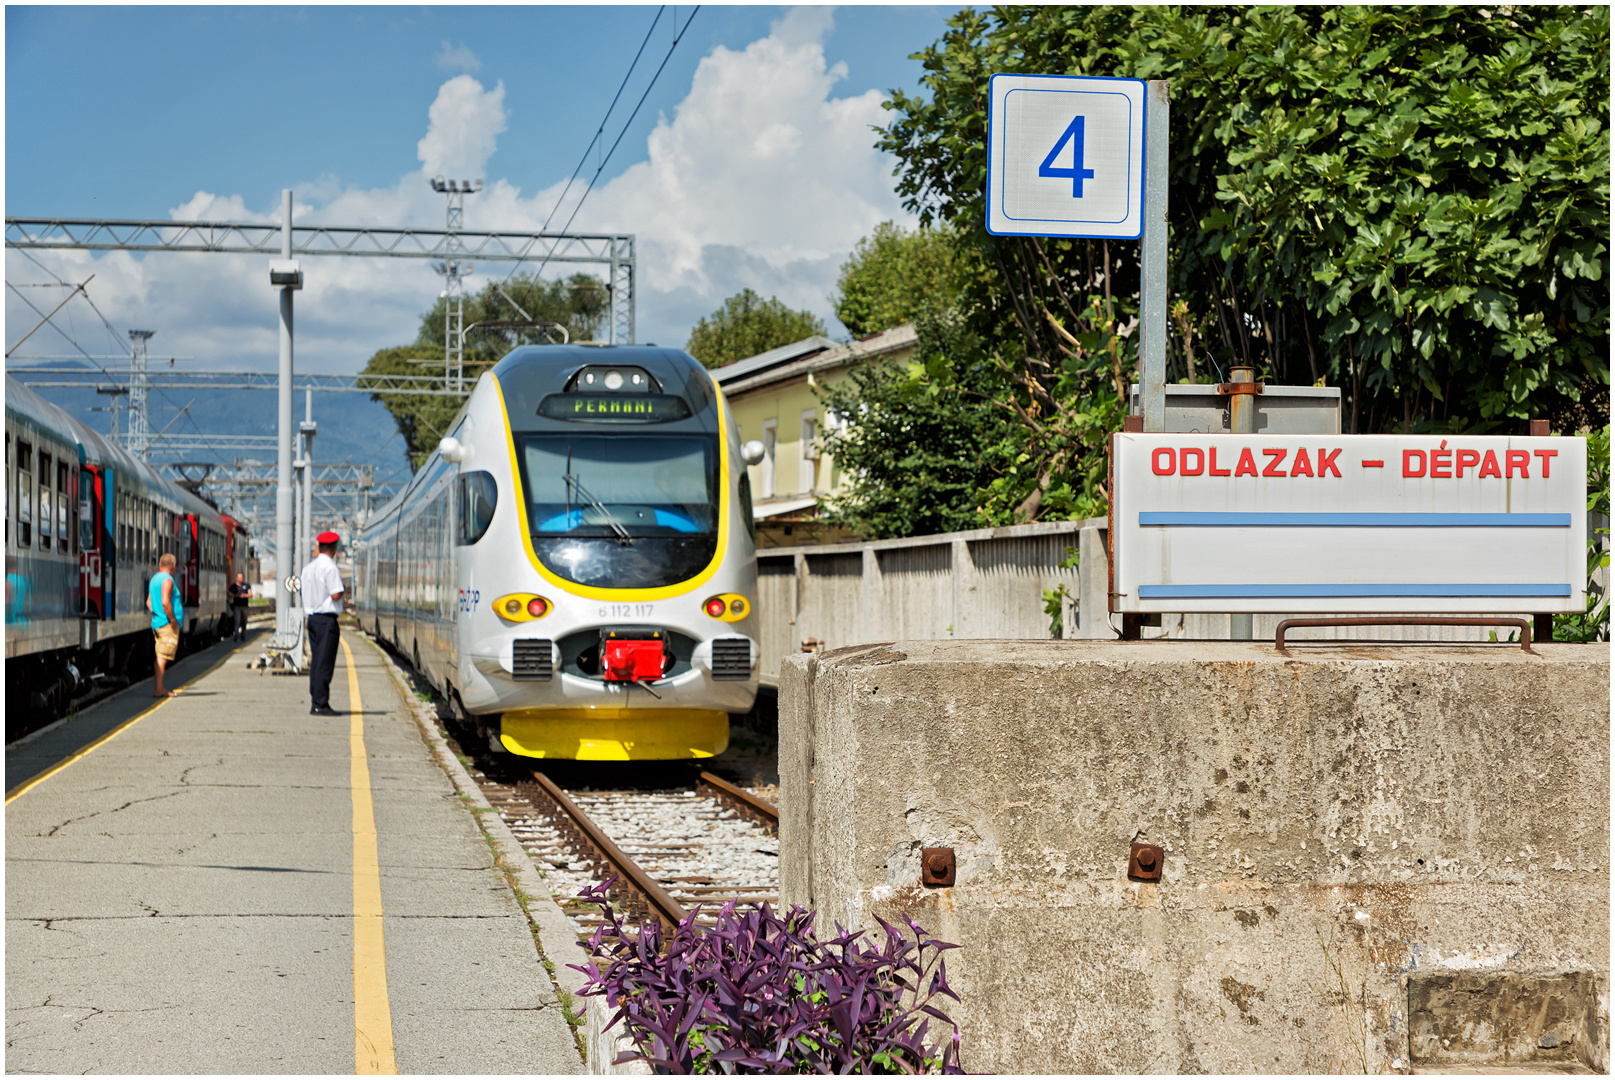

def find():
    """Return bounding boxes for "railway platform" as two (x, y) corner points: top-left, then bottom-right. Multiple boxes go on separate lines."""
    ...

(5, 627), (584, 1074)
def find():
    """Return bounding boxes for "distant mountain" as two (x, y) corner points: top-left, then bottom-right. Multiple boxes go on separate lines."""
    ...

(7, 361), (418, 526)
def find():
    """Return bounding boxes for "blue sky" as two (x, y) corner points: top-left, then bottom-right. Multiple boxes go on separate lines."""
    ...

(6, 5), (958, 353)
(7, 6), (954, 218)
(5, 5), (959, 484)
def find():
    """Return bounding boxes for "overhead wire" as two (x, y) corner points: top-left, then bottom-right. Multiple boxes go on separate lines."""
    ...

(503, 5), (700, 292)
(8, 249), (205, 438)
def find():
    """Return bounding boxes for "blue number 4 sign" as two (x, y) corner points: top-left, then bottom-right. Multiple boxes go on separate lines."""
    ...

(1039, 115), (1095, 198)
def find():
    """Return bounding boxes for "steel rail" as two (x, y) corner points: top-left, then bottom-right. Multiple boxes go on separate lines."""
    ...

(694, 769), (779, 832)
(521, 769), (690, 933)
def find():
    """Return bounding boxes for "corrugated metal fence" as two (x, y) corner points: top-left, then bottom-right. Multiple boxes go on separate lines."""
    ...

(755, 514), (1610, 685)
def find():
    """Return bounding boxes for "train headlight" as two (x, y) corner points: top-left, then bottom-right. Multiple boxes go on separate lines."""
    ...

(703, 593), (751, 622)
(493, 593), (552, 622)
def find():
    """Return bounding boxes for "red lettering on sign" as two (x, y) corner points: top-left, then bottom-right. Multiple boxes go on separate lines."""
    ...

(1234, 449), (1258, 477)
(1180, 447), (1205, 476)
(1404, 450), (1427, 477)
(1319, 448), (1343, 476)
(1209, 446), (1232, 476)
(1362, 459), (1384, 468)
(1455, 449), (1480, 477)
(1431, 447), (1452, 478)
(1506, 450), (1529, 478)
(1534, 448), (1557, 477)
(1478, 450), (1502, 478)
(1290, 448), (1314, 477)
(1152, 447), (1176, 475)
(1262, 449), (1288, 477)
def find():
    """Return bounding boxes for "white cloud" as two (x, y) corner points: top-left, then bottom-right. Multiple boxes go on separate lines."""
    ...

(436, 40), (481, 74)
(6, 12), (911, 381)
(416, 74), (507, 179)
(577, 7), (911, 336)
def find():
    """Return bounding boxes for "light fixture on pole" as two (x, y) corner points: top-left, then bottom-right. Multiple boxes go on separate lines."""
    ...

(430, 176), (482, 393)
(271, 190), (304, 661)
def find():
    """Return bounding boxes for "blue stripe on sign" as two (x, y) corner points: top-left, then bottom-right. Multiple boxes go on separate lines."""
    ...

(1138, 512), (1572, 527)
(1138, 583), (1574, 599)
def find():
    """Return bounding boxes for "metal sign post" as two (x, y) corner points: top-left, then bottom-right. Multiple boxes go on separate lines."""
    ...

(1137, 82), (1169, 436)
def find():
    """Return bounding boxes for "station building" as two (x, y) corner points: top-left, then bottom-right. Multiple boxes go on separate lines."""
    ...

(713, 323), (917, 547)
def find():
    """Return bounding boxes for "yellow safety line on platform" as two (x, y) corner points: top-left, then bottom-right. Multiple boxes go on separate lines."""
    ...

(5, 643), (239, 804)
(344, 637), (397, 1074)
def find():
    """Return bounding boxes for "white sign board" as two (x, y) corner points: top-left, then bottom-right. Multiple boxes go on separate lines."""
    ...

(1111, 434), (1587, 614)
(987, 74), (1146, 239)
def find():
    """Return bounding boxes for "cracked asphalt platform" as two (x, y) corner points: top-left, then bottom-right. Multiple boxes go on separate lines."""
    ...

(5, 629), (584, 1074)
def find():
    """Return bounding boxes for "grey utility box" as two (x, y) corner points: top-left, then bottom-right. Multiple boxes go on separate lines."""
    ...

(1128, 382), (1341, 435)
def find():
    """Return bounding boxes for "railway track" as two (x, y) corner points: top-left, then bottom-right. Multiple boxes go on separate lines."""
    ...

(439, 724), (780, 940)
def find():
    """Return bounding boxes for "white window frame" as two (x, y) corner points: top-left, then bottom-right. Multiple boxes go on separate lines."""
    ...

(799, 410), (819, 494)
(760, 419), (777, 499)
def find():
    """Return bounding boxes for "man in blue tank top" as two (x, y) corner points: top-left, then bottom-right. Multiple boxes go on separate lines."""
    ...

(148, 552), (182, 697)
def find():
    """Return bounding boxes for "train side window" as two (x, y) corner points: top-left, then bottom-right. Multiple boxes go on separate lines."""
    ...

(458, 471), (498, 545)
(39, 452), (52, 549)
(5, 434), (11, 549)
(18, 441), (33, 549)
(739, 473), (756, 542)
(79, 468), (95, 552)
(57, 462), (70, 552)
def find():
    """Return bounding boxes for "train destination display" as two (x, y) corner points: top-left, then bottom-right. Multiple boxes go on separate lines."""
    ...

(1110, 433), (1587, 614)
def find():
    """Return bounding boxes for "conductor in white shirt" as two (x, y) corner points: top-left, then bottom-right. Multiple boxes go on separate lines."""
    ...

(300, 530), (345, 716)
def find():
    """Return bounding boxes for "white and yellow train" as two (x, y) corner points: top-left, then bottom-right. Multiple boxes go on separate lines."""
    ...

(355, 345), (761, 760)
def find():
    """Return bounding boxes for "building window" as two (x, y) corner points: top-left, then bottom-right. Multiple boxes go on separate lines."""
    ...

(760, 419), (777, 499)
(799, 411), (818, 495)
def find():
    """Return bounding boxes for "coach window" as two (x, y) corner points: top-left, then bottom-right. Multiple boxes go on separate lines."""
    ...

(5, 434), (11, 549)
(458, 470), (498, 545)
(18, 441), (33, 549)
(57, 462), (70, 553)
(40, 452), (53, 550)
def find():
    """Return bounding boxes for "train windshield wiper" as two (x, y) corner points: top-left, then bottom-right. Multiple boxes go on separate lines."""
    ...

(563, 453), (632, 546)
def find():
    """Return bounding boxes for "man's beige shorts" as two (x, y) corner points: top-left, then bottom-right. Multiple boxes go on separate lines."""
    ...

(153, 622), (179, 661)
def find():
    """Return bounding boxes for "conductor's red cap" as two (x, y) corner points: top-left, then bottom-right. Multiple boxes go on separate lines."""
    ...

(317, 531), (340, 545)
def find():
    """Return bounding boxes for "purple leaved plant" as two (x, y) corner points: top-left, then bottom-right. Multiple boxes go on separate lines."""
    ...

(570, 879), (965, 1074)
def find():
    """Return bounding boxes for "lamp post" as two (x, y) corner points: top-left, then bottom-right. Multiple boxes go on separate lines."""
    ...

(431, 176), (482, 393)
(270, 190), (304, 653)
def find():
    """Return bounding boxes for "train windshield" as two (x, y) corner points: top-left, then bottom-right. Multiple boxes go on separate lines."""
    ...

(516, 434), (720, 589)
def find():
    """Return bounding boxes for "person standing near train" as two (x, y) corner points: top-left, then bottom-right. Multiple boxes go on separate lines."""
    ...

(148, 552), (182, 698)
(228, 572), (252, 642)
(300, 531), (344, 716)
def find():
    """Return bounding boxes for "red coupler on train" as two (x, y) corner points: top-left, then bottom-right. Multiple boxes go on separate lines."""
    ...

(600, 628), (667, 681)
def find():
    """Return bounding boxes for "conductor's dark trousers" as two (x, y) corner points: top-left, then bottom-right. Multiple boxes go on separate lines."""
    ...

(307, 613), (340, 711)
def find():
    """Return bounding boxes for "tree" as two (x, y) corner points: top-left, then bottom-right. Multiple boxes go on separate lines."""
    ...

(685, 289), (826, 368)
(873, 5), (1610, 523)
(833, 221), (961, 338)
(363, 273), (610, 468)
(818, 309), (1018, 539)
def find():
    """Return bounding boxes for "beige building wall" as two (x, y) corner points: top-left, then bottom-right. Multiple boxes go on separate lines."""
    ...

(718, 325), (918, 545)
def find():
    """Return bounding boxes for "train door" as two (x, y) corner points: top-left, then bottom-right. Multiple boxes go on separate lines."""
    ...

(77, 465), (112, 620)
(178, 514), (198, 611)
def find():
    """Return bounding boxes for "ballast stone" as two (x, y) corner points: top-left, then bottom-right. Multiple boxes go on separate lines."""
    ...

(779, 639), (1610, 1074)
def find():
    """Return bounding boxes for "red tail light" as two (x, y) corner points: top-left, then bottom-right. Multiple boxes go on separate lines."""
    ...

(527, 597), (549, 618)
(704, 597), (727, 618)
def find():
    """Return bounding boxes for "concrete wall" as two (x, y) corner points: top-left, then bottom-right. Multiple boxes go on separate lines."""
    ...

(779, 639), (1610, 1074)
